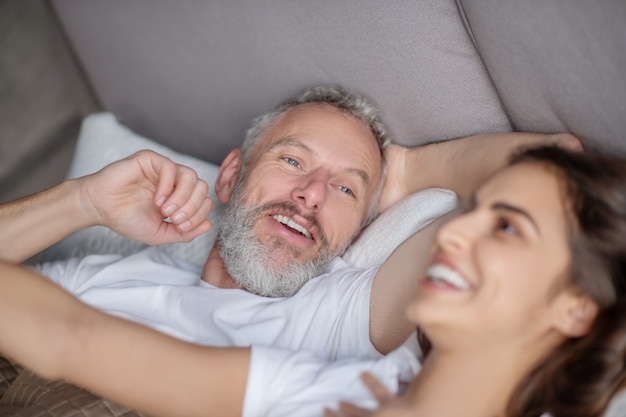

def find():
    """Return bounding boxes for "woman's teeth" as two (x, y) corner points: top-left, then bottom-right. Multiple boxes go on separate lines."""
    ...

(426, 264), (470, 290)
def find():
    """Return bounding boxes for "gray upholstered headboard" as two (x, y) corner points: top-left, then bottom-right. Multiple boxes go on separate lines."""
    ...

(2, 0), (625, 206)
(461, 0), (626, 154)
(48, 0), (625, 166)
(50, 0), (513, 165)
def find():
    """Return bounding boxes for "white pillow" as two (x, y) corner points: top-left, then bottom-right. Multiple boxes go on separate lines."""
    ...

(43, 112), (457, 268)
(341, 188), (457, 268)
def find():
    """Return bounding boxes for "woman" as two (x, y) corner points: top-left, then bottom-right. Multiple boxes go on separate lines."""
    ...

(328, 145), (626, 417)
(1, 145), (625, 417)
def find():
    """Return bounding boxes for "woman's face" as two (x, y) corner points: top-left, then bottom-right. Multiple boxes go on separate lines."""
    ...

(408, 162), (575, 348)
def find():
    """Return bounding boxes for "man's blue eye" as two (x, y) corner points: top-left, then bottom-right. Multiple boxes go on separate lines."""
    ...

(339, 186), (354, 197)
(284, 157), (300, 167)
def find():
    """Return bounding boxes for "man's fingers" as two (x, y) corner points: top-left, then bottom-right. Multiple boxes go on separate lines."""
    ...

(154, 217), (212, 245)
(178, 218), (213, 241)
(176, 197), (213, 234)
(137, 151), (178, 208)
(132, 150), (213, 241)
(158, 165), (206, 219)
(159, 166), (198, 217)
(551, 133), (584, 152)
(169, 181), (210, 230)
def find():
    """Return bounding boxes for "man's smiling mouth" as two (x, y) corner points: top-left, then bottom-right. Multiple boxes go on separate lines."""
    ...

(272, 214), (313, 239)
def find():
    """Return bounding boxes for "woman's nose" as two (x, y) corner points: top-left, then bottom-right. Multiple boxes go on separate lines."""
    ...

(435, 211), (476, 253)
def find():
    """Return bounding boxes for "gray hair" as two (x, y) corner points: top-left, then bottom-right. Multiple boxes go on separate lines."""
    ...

(241, 85), (391, 226)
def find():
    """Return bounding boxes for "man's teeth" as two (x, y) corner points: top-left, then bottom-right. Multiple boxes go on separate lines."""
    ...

(427, 265), (470, 290)
(272, 215), (312, 239)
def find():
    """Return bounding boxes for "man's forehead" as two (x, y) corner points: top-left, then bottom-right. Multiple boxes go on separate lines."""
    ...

(264, 104), (379, 153)
(247, 103), (383, 186)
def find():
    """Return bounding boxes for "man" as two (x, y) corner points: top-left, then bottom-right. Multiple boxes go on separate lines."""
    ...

(0, 85), (579, 360)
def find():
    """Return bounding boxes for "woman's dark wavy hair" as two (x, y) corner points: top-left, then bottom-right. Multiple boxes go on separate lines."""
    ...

(419, 145), (626, 417)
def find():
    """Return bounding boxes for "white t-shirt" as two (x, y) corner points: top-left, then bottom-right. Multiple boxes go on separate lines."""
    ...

(243, 346), (556, 417)
(244, 346), (563, 417)
(244, 345), (420, 417)
(34, 246), (381, 361)
(35, 247), (424, 414)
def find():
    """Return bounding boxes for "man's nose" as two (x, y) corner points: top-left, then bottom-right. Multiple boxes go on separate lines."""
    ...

(291, 171), (328, 213)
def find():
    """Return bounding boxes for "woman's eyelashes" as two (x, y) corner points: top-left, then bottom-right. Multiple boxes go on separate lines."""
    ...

(495, 215), (519, 237)
(461, 199), (524, 239)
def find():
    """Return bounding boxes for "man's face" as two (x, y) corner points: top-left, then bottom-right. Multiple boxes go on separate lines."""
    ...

(218, 103), (383, 297)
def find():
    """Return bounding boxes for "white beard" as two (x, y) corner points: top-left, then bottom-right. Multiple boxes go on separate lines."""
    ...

(217, 186), (339, 298)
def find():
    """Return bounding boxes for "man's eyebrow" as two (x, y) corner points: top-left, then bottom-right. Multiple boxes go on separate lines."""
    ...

(268, 136), (371, 189)
(492, 202), (541, 236)
(267, 136), (313, 154)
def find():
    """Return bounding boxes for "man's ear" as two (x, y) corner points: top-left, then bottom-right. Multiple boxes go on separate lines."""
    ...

(214, 149), (243, 204)
(553, 290), (599, 338)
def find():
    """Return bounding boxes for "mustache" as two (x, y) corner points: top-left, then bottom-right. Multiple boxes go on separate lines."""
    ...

(252, 200), (327, 245)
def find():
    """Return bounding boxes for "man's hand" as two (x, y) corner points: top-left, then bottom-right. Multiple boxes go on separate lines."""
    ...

(378, 132), (582, 213)
(378, 144), (409, 214)
(80, 150), (213, 245)
(0, 149), (213, 263)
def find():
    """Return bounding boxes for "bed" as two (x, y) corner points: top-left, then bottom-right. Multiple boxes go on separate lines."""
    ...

(1, 0), (625, 415)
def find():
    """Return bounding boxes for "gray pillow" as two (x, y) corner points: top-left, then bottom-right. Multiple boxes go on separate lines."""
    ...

(51, 0), (512, 164)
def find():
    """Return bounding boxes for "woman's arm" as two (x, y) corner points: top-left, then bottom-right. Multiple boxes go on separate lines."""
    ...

(0, 262), (249, 417)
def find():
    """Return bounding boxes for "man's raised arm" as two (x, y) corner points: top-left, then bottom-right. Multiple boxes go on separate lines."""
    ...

(369, 132), (583, 354)
(378, 132), (582, 213)
(0, 150), (213, 264)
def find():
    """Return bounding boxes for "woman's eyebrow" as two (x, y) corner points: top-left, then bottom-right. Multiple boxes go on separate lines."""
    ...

(465, 193), (477, 211)
(492, 202), (541, 236)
